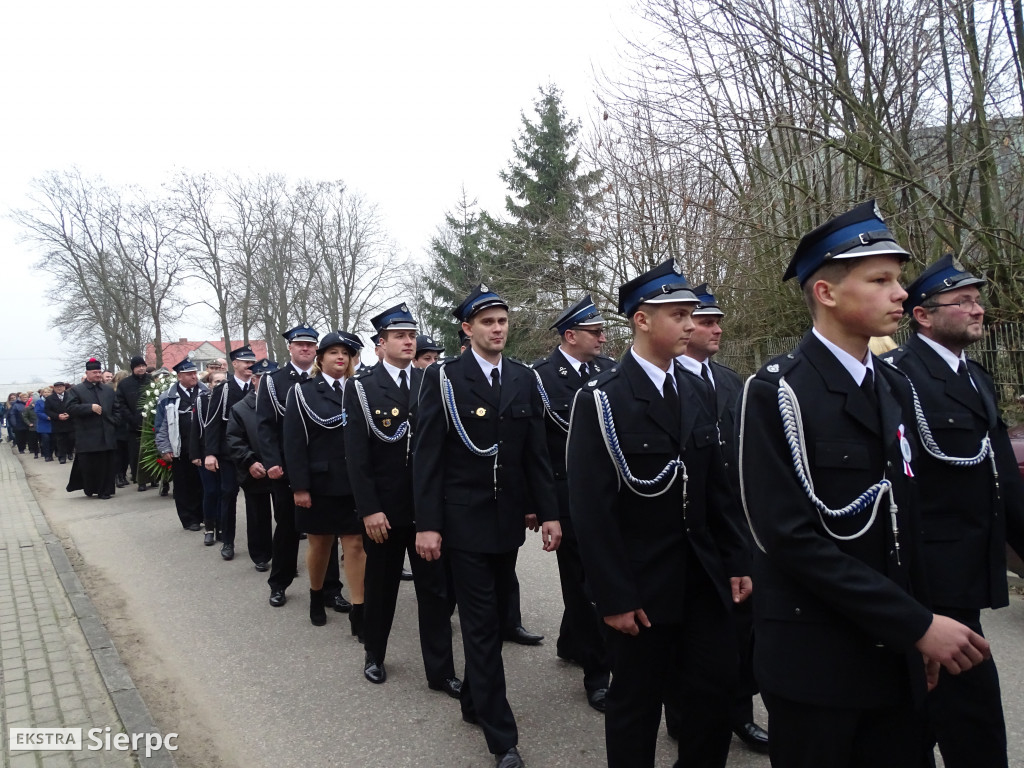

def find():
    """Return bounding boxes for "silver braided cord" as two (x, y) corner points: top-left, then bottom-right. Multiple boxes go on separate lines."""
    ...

(438, 364), (499, 495)
(264, 374), (287, 418)
(534, 370), (569, 433)
(196, 390), (218, 431)
(294, 382), (347, 430)
(592, 388), (687, 500)
(777, 377), (895, 544)
(354, 378), (412, 465)
(737, 375), (768, 554)
(905, 378), (995, 471)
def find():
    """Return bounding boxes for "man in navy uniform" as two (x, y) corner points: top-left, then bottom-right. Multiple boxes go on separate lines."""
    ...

(739, 202), (991, 767)
(889, 254), (1024, 768)
(345, 303), (461, 696)
(203, 344), (256, 561)
(414, 285), (561, 768)
(256, 326), (347, 610)
(533, 295), (614, 712)
(674, 284), (768, 753)
(567, 261), (751, 768)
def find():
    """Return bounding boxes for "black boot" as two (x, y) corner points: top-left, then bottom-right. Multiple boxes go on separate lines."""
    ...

(309, 589), (327, 627)
(115, 474), (128, 488)
(349, 603), (364, 642)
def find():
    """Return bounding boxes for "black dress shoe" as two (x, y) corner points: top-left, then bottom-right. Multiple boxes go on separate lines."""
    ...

(254, 561), (270, 572)
(187, 522), (202, 531)
(330, 594), (352, 613)
(586, 687), (608, 712)
(115, 475), (128, 488)
(400, 568), (414, 581)
(504, 625), (543, 645)
(137, 483), (147, 492)
(494, 746), (524, 768)
(159, 482), (169, 496)
(733, 722), (769, 754)
(269, 589), (287, 607)
(221, 544), (234, 561)
(98, 494), (111, 500)
(363, 654), (387, 684)
(428, 677), (463, 699)
(203, 531), (215, 546)
(59, 459), (66, 464)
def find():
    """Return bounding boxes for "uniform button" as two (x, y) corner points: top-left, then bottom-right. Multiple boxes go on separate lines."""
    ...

(948, 418), (955, 424)
(887, 461), (893, 468)
(793, 607), (801, 616)
(842, 455), (849, 463)
(642, 443), (649, 449)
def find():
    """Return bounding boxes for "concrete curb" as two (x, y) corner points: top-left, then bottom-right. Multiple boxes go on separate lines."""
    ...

(23, 465), (177, 768)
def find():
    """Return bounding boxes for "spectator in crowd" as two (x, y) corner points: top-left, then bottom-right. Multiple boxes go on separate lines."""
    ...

(8, 394), (27, 452)
(115, 356), (153, 491)
(35, 386), (53, 461)
(46, 382), (75, 464)
(22, 392), (40, 458)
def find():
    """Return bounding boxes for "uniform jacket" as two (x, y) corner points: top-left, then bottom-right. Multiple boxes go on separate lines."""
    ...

(226, 390), (272, 492)
(114, 373), (152, 436)
(344, 363), (421, 525)
(204, 378), (251, 458)
(44, 392), (74, 433)
(889, 333), (1024, 610)
(739, 331), (933, 708)
(154, 382), (207, 457)
(412, 353), (557, 554)
(566, 350), (748, 625)
(282, 375), (353, 497)
(533, 348), (615, 518)
(255, 364), (308, 477)
(66, 382), (120, 452)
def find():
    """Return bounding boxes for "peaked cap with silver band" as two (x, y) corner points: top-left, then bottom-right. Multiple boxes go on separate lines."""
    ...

(453, 284), (508, 323)
(371, 303), (418, 332)
(550, 294), (605, 334)
(903, 253), (987, 313)
(617, 259), (698, 317)
(229, 344), (257, 362)
(283, 325), (318, 344)
(692, 283), (724, 316)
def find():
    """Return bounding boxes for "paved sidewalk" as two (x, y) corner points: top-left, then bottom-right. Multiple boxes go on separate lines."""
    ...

(1, 446), (171, 768)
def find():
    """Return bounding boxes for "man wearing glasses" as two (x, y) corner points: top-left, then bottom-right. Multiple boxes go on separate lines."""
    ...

(889, 254), (1024, 768)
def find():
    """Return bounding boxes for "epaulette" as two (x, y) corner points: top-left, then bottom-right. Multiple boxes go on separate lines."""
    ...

(876, 346), (908, 368)
(505, 357), (529, 369)
(351, 367), (373, 380)
(756, 349), (801, 382)
(590, 355), (616, 375)
(582, 364), (620, 390)
(531, 357), (550, 369)
(437, 355), (457, 367)
(711, 360), (740, 377)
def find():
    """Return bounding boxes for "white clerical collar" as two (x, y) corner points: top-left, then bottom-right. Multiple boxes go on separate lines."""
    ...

(630, 347), (675, 392)
(381, 359), (414, 387)
(813, 328), (874, 386)
(472, 348), (503, 380)
(916, 333), (967, 374)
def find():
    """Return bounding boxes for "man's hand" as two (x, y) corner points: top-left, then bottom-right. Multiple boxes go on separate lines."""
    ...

(58, 413), (69, 421)
(249, 462), (267, 479)
(730, 576), (753, 603)
(416, 531), (442, 561)
(91, 404), (102, 414)
(915, 614), (991, 675)
(524, 513), (539, 531)
(204, 455), (219, 472)
(267, 465), (284, 480)
(604, 608), (651, 636)
(293, 490), (312, 508)
(162, 452), (174, 463)
(923, 657), (942, 692)
(364, 512), (391, 544)
(540, 520), (562, 552)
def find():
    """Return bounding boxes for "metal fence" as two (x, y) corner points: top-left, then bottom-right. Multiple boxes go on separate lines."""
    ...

(718, 323), (1024, 412)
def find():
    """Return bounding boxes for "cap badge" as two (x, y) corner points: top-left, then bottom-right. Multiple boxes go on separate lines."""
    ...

(873, 201), (885, 222)
(480, 284), (489, 293)
(952, 256), (966, 271)
(671, 260), (684, 275)
(475, 407), (487, 417)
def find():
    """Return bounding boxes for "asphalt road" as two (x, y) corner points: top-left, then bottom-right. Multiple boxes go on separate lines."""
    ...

(20, 453), (1024, 767)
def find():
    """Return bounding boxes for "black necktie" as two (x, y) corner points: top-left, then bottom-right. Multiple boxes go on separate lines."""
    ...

(399, 369), (410, 402)
(663, 374), (680, 414)
(333, 380), (342, 394)
(957, 360), (975, 390)
(861, 369), (878, 410)
(299, 371), (309, 382)
(701, 363), (716, 409)
(490, 368), (501, 396)
(580, 362), (590, 380)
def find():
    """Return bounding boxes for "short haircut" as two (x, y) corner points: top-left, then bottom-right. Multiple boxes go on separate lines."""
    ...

(801, 259), (860, 318)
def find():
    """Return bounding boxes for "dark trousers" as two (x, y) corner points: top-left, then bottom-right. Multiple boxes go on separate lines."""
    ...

(243, 488), (273, 564)
(12, 429), (27, 452)
(26, 431), (38, 454)
(116, 433), (141, 480)
(267, 480), (342, 595)
(199, 466), (220, 529)
(363, 523), (455, 683)
(448, 547), (519, 755)
(171, 456), (204, 528)
(53, 431), (73, 462)
(38, 433), (52, 460)
(762, 691), (929, 768)
(927, 610), (1007, 768)
(605, 561), (735, 768)
(554, 518), (610, 691)
(217, 458), (241, 546)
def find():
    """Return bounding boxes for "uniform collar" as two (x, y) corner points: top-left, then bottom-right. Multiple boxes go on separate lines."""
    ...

(812, 327), (874, 386)
(381, 358), (414, 386)
(630, 347), (673, 392)
(915, 332), (967, 374)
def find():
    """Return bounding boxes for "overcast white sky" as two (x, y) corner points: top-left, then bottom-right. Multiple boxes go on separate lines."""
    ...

(0, 0), (639, 384)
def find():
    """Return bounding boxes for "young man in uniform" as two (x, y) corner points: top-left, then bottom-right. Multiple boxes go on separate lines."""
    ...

(567, 261), (751, 768)
(345, 304), (461, 696)
(533, 295), (614, 712)
(414, 285), (561, 768)
(739, 202), (991, 767)
(889, 254), (1024, 768)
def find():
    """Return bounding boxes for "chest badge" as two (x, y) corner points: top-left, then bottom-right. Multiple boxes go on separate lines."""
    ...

(382, 418), (392, 427)
(558, 366), (568, 377)
(476, 407), (487, 417)
(391, 407), (400, 416)
(374, 409), (381, 415)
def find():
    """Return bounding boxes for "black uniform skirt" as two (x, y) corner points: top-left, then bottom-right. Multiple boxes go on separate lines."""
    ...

(297, 493), (361, 536)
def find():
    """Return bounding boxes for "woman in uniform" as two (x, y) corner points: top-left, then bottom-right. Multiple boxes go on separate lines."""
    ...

(283, 331), (367, 634)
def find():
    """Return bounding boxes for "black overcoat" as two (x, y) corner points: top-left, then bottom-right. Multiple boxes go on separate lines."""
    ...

(226, 390), (272, 492)
(65, 381), (119, 453)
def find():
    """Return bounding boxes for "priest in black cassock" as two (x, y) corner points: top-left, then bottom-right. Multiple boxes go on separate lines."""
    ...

(66, 357), (121, 499)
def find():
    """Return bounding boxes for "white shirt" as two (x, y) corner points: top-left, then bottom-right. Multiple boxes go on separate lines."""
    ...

(233, 375), (251, 390)
(812, 328), (874, 386)
(321, 373), (345, 393)
(916, 333), (968, 374)
(381, 359), (414, 387)
(290, 363), (314, 378)
(472, 348), (503, 384)
(558, 347), (588, 376)
(631, 347), (677, 394)
(675, 354), (716, 388)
